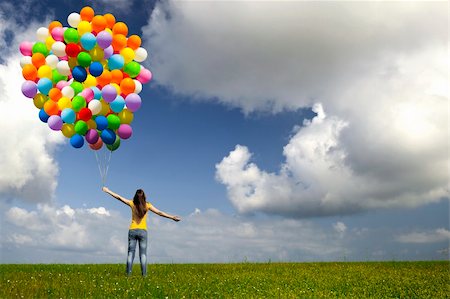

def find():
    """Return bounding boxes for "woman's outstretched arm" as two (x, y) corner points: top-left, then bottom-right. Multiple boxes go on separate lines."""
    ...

(102, 187), (131, 206)
(149, 205), (181, 222)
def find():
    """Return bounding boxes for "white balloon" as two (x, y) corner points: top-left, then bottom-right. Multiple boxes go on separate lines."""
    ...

(67, 12), (81, 28)
(36, 27), (49, 42)
(56, 61), (71, 76)
(52, 41), (66, 57)
(20, 56), (32, 68)
(88, 100), (102, 115)
(134, 47), (147, 62)
(45, 55), (59, 69)
(61, 86), (75, 99)
(133, 79), (142, 94)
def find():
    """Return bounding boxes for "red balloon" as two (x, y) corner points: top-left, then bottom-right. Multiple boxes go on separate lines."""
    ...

(78, 107), (92, 121)
(66, 43), (81, 57)
(89, 138), (103, 150)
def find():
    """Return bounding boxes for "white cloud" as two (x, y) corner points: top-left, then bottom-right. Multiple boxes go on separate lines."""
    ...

(145, 1), (448, 217)
(397, 228), (450, 244)
(333, 221), (347, 237)
(0, 13), (64, 203)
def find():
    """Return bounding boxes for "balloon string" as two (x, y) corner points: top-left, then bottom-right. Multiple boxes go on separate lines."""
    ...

(103, 150), (112, 186)
(94, 151), (104, 187)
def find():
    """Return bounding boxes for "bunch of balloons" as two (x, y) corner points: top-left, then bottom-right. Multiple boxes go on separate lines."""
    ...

(19, 6), (152, 151)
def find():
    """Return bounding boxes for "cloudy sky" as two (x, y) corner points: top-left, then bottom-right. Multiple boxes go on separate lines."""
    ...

(0, 0), (448, 263)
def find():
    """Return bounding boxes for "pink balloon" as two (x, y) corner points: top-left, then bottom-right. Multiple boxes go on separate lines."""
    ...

(117, 124), (133, 139)
(80, 88), (94, 103)
(51, 27), (64, 41)
(56, 80), (70, 90)
(136, 67), (152, 84)
(19, 41), (33, 56)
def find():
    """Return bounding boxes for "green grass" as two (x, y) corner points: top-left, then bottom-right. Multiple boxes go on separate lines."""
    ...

(0, 262), (448, 298)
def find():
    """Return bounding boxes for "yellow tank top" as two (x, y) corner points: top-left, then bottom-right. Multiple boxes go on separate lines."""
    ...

(129, 201), (152, 230)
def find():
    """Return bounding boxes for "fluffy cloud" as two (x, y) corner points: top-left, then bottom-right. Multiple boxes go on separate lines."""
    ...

(397, 228), (450, 244)
(144, 1), (448, 217)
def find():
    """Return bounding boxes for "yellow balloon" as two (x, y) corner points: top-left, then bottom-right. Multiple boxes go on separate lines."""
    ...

(77, 21), (92, 36)
(111, 83), (120, 94)
(33, 94), (47, 109)
(90, 46), (104, 62)
(45, 36), (55, 50)
(68, 57), (78, 69)
(99, 100), (110, 115)
(58, 97), (72, 110)
(83, 74), (97, 88)
(61, 123), (76, 138)
(100, 59), (108, 68)
(86, 119), (97, 129)
(120, 47), (135, 64)
(37, 65), (52, 79)
(118, 109), (134, 124)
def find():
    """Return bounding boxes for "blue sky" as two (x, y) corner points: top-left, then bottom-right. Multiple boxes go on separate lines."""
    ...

(0, 0), (448, 263)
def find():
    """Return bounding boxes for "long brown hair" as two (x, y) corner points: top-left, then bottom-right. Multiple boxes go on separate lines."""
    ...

(133, 189), (147, 218)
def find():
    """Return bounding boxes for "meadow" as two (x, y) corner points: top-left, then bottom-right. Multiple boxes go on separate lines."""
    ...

(0, 261), (448, 298)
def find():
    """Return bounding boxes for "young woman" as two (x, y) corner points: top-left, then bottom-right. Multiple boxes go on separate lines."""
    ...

(102, 187), (180, 276)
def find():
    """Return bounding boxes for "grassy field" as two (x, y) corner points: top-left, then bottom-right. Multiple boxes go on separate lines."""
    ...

(0, 262), (448, 298)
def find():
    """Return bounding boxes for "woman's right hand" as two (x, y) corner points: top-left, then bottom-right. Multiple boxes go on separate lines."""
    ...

(102, 186), (110, 193)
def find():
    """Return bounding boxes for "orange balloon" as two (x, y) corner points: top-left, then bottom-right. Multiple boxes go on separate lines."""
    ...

(80, 6), (95, 21)
(31, 53), (46, 68)
(104, 13), (116, 29)
(96, 69), (112, 87)
(110, 69), (123, 84)
(89, 138), (103, 150)
(44, 99), (59, 115)
(22, 64), (38, 81)
(48, 88), (62, 102)
(48, 21), (62, 32)
(120, 78), (135, 95)
(112, 22), (128, 36)
(127, 35), (141, 50)
(112, 34), (127, 51)
(91, 15), (107, 33)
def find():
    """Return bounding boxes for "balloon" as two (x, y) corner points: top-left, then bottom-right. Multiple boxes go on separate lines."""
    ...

(39, 108), (50, 123)
(107, 114), (120, 130)
(48, 115), (63, 131)
(85, 129), (99, 144)
(111, 34), (127, 51)
(19, 41), (33, 56)
(89, 61), (103, 77)
(46, 55), (59, 69)
(20, 56), (32, 68)
(80, 88), (94, 102)
(110, 69), (123, 84)
(36, 27), (49, 42)
(78, 107), (92, 121)
(127, 35), (141, 50)
(77, 21), (92, 36)
(101, 128), (116, 144)
(134, 47), (147, 62)
(37, 78), (53, 95)
(106, 136), (120, 151)
(57, 96), (72, 110)
(117, 124), (132, 139)
(71, 81), (84, 95)
(64, 28), (79, 44)
(112, 22), (128, 36)
(32, 42), (49, 56)
(72, 95), (86, 112)
(103, 45), (113, 59)
(90, 46), (105, 61)
(95, 115), (108, 130)
(67, 12), (81, 28)
(101, 84), (117, 102)
(61, 123), (76, 138)
(91, 86), (101, 99)
(134, 80), (142, 94)
(118, 109), (134, 124)
(49, 88), (62, 101)
(96, 31), (112, 49)
(92, 15), (107, 33)
(123, 61), (141, 78)
(74, 120), (88, 135)
(120, 47), (135, 64)
(61, 85), (75, 99)
(107, 54), (124, 70)
(88, 99), (102, 115)
(80, 6), (95, 22)
(32, 53), (46, 68)
(33, 93), (47, 109)
(104, 13), (116, 29)
(136, 67), (152, 84)
(70, 134), (84, 148)
(21, 81), (37, 98)
(61, 108), (76, 124)
(120, 78), (135, 95)
(89, 138), (103, 150)
(37, 65), (52, 79)
(51, 27), (65, 41)
(65, 43), (81, 57)
(22, 65), (38, 81)
(80, 33), (96, 50)
(72, 66), (87, 82)
(125, 93), (141, 112)
(110, 95), (125, 113)
(48, 21), (62, 33)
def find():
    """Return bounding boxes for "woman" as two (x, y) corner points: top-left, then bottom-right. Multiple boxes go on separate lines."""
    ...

(102, 187), (180, 276)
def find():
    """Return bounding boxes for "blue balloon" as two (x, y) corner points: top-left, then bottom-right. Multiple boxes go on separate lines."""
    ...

(72, 66), (87, 82)
(110, 95), (125, 113)
(61, 108), (76, 124)
(91, 86), (101, 99)
(107, 54), (124, 70)
(70, 134), (84, 148)
(101, 129), (116, 145)
(37, 78), (53, 95)
(39, 108), (50, 123)
(80, 33), (96, 50)
(95, 115), (108, 130)
(89, 62), (103, 77)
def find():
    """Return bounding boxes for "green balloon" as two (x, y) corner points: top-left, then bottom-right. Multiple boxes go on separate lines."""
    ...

(123, 62), (141, 78)
(64, 28), (79, 44)
(71, 81), (84, 95)
(74, 120), (88, 135)
(77, 52), (92, 68)
(107, 114), (120, 130)
(32, 42), (49, 56)
(72, 95), (86, 112)
(106, 137), (121, 151)
(52, 69), (67, 84)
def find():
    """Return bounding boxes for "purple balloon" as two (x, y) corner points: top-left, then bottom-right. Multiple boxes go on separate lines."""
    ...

(117, 124), (133, 139)
(47, 115), (63, 131)
(103, 46), (113, 59)
(96, 31), (112, 49)
(85, 129), (99, 144)
(21, 80), (38, 98)
(101, 84), (117, 103)
(125, 93), (142, 112)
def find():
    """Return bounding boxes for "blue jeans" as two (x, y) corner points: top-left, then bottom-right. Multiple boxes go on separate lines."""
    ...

(126, 229), (147, 276)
